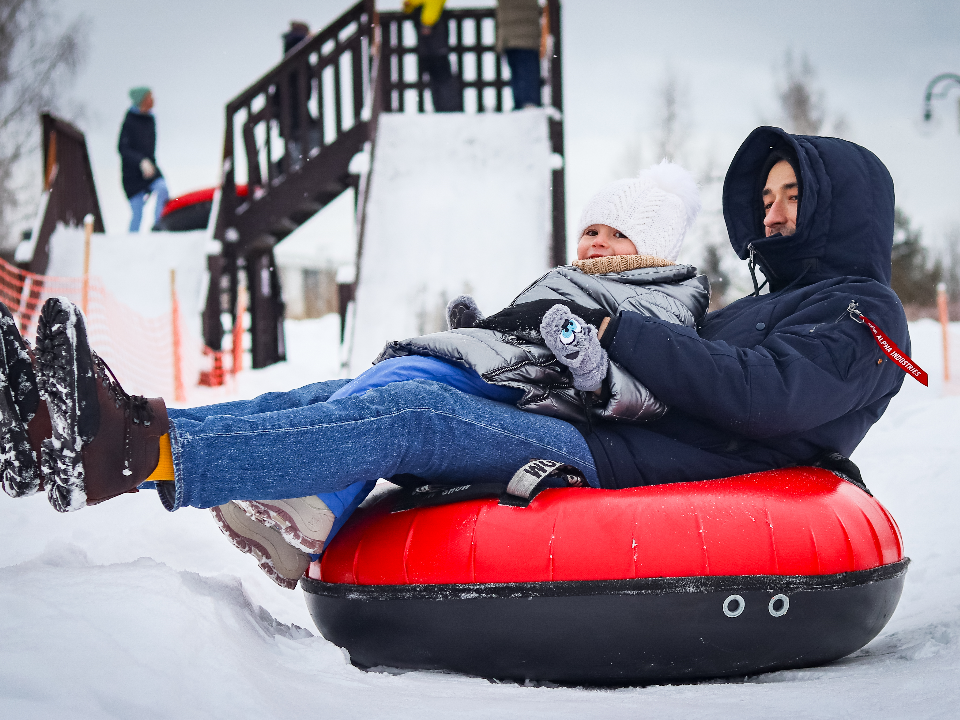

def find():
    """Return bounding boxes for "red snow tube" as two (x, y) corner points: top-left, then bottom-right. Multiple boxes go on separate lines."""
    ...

(302, 467), (907, 684)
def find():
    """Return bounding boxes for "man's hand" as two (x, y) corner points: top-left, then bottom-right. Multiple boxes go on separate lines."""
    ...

(140, 158), (156, 179)
(540, 304), (609, 392)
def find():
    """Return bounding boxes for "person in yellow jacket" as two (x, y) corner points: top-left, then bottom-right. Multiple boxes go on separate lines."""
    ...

(403, 0), (462, 112)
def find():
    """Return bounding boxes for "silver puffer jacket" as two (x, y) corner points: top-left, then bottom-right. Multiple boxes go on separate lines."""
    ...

(375, 264), (711, 424)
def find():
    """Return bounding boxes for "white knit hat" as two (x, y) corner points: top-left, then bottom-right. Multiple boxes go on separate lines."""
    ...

(577, 161), (702, 263)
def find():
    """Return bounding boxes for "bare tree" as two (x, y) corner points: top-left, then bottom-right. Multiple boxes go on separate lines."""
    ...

(0, 0), (87, 250)
(653, 68), (690, 163)
(777, 51), (825, 135)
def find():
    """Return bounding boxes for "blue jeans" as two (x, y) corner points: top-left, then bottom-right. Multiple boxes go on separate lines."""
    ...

(162, 374), (598, 512)
(129, 177), (169, 231)
(505, 48), (541, 108)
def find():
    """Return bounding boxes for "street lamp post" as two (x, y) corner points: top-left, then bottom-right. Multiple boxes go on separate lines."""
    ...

(923, 73), (960, 129)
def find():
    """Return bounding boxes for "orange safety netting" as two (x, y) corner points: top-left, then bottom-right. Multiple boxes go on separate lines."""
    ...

(0, 256), (181, 400)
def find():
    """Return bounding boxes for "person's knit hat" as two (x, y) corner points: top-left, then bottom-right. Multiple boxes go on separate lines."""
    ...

(577, 161), (702, 263)
(129, 87), (151, 107)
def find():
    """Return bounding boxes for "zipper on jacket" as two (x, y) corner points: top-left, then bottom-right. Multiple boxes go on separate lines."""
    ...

(578, 390), (594, 434)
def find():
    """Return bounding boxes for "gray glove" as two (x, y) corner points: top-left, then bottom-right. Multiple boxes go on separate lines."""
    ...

(446, 295), (484, 330)
(540, 304), (609, 392)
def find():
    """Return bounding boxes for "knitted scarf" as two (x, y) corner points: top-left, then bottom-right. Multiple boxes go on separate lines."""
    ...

(572, 254), (674, 275)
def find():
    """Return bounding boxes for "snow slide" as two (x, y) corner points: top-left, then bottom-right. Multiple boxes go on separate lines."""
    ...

(347, 110), (555, 375)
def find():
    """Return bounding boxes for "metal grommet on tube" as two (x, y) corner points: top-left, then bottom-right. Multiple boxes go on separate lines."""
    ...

(723, 594), (745, 618)
(768, 594), (790, 617)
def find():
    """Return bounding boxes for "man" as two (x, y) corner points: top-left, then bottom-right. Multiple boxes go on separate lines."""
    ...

(403, 0), (463, 112)
(0, 128), (907, 571)
(587, 126), (908, 486)
(496, 0), (543, 109)
(118, 87), (168, 232)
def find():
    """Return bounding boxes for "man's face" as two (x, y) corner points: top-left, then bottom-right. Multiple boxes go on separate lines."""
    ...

(577, 224), (638, 260)
(762, 160), (799, 237)
(139, 91), (154, 113)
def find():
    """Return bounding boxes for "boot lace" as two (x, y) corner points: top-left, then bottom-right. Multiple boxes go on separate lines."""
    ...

(93, 353), (153, 477)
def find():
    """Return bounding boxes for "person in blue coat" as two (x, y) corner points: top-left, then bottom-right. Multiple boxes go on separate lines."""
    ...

(588, 126), (909, 487)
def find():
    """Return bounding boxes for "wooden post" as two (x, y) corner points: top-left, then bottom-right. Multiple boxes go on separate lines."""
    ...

(938, 282), (950, 383)
(170, 269), (187, 402)
(81, 214), (94, 315)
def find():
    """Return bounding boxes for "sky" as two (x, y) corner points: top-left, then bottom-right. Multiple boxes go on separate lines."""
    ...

(47, 0), (960, 263)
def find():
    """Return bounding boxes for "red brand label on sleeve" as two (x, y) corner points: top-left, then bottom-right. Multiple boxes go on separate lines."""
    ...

(860, 315), (928, 386)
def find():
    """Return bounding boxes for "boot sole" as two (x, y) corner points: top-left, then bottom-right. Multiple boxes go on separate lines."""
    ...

(235, 498), (335, 554)
(0, 309), (40, 498)
(36, 299), (87, 512)
(210, 503), (309, 589)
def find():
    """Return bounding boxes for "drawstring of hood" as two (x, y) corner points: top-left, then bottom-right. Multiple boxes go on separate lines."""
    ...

(748, 244), (770, 296)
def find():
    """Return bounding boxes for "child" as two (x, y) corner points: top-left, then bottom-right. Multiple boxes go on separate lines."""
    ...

(214, 161), (710, 587)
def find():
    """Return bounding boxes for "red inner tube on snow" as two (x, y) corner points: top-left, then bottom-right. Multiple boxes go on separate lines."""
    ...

(302, 467), (907, 684)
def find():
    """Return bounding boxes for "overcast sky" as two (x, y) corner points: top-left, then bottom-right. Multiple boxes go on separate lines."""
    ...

(54, 0), (960, 256)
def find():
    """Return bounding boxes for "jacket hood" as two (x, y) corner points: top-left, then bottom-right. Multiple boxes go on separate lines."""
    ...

(722, 126), (895, 289)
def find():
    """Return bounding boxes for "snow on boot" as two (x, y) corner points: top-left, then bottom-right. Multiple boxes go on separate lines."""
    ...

(35, 298), (168, 512)
(211, 502), (310, 589)
(0, 302), (42, 497)
(235, 496), (336, 554)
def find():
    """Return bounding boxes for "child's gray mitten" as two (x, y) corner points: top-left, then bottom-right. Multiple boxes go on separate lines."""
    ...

(540, 304), (609, 392)
(446, 295), (484, 330)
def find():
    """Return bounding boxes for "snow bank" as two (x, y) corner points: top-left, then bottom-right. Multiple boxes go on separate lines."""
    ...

(44, 226), (216, 397)
(46, 226), (214, 331)
(347, 111), (554, 374)
(2, 320), (959, 718)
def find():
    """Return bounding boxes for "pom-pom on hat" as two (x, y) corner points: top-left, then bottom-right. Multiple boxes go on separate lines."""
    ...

(578, 161), (702, 263)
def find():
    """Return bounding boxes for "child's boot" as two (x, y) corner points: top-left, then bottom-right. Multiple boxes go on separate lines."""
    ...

(211, 501), (310, 589)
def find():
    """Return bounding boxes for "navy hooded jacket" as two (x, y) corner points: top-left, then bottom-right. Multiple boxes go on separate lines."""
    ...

(584, 127), (909, 489)
(118, 108), (162, 199)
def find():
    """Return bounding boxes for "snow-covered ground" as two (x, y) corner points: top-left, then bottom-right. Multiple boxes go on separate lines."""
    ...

(1, 317), (958, 719)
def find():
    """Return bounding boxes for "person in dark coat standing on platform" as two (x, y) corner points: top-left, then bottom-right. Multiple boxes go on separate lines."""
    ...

(403, 0), (463, 112)
(118, 87), (168, 232)
(496, 0), (542, 109)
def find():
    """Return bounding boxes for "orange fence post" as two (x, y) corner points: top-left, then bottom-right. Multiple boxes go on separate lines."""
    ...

(170, 269), (187, 402)
(938, 282), (950, 384)
(232, 287), (245, 375)
(81, 214), (94, 316)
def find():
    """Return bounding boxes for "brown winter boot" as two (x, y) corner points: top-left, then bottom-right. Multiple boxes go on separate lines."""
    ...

(35, 298), (168, 512)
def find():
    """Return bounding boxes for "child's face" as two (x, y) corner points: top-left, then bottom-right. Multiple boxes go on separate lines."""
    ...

(577, 224), (638, 260)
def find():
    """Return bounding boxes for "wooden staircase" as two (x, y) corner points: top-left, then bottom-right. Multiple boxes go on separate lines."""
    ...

(207, 0), (565, 368)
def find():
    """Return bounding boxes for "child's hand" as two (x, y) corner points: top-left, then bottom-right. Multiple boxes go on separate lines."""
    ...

(446, 295), (484, 330)
(540, 304), (609, 392)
